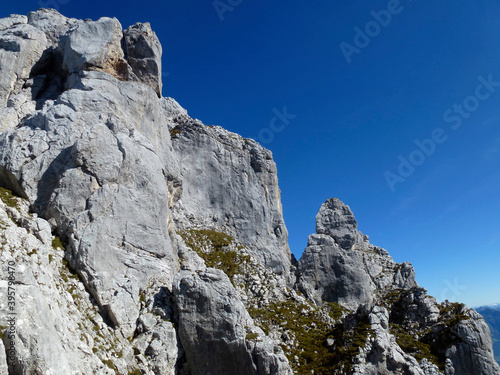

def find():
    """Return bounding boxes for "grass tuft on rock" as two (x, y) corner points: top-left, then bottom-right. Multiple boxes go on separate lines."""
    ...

(102, 359), (117, 371)
(52, 236), (65, 250)
(179, 229), (250, 282)
(248, 300), (353, 375)
(0, 187), (20, 209)
(169, 127), (182, 138)
(329, 315), (374, 374)
(390, 323), (439, 366)
(246, 332), (259, 341)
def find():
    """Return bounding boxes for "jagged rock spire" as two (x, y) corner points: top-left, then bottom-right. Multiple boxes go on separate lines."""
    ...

(298, 197), (417, 308)
(315, 198), (368, 250)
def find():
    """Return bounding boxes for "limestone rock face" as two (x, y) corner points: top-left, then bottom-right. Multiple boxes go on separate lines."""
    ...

(384, 289), (500, 375)
(170, 119), (292, 279)
(61, 17), (123, 72)
(315, 197), (367, 250)
(298, 198), (417, 309)
(432, 304), (499, 375)
(0, 192), (123, 374)
(0, 9), (175, 337)
(351, 306), (441, 375)
(0, 9), (290, 374)
(297, 199), (500, 375)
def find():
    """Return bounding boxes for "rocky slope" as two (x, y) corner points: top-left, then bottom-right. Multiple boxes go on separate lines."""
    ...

(0, 9), (498, 375)
(476, 306), (500, 365)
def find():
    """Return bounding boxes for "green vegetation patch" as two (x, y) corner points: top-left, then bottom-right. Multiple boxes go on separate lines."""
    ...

(389, 301), (471, 371)
(390, 323), (439, 366)
(179, 229), (250, 282)
(180, 229), (233, 251)
(329, 315), (374, 374)
(325, 301), (345, 321)
(246, 332), (259, 341)
(52, 236), (65, 250)
(248, 300), (352, 375)
(102, 359), (117, 371)
(381, 288), (404, 309)
(0, 187), (20, 209)
(59, 259), (81, 283)
(420, 302), (471, 368)
(439, 302), (471, 325)
(139, 291), (146, 303)
(169, 127), (182, 138)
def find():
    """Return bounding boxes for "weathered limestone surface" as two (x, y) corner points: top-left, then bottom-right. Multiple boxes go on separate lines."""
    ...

(124, 22), (163, 96)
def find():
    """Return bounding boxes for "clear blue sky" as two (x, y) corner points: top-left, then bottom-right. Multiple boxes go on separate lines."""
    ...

(2, 1), (500, 308)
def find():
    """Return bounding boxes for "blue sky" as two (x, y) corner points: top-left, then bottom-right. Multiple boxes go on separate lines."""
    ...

(2, 1), (500, 307)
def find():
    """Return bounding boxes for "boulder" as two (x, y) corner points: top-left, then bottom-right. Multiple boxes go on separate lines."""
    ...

(173, 268), (292, 375)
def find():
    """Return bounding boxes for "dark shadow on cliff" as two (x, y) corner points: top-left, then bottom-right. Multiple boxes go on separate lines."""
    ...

(33, 146), (75, 215)
(29, 47), (68, 110)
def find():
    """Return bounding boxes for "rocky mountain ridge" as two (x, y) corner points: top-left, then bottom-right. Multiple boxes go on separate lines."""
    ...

(476, 306), (500, 366)
(0, 8), (498, 375)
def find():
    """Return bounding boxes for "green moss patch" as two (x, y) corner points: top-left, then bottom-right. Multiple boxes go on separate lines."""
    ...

(248, 300), (352, 374)
(390, 323), (439, 365)
(0, 187), (20, 209)
(329, 315), (374, 373)
(179, 229), (250, 282)
(52, 236), (65, 250)
(169, 127), (182, 138)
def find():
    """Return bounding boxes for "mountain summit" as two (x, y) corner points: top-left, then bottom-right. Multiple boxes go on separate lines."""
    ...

(0, 9), (498, 375)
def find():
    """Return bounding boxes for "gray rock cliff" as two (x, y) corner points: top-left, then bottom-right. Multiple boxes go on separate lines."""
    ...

(0, 9), (497, 375)
(170, 119), (292, 279)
